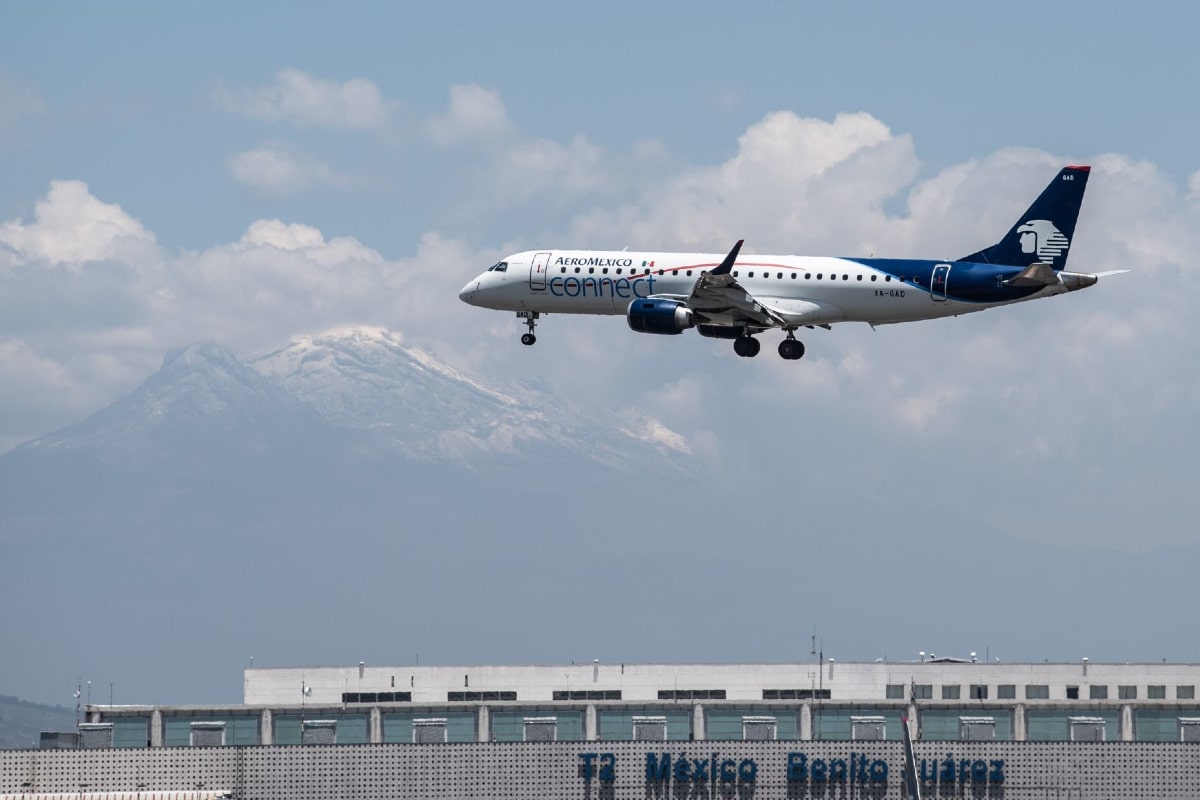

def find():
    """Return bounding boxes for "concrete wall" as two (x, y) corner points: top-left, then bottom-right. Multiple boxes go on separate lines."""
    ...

(90, 699), (1200, 746)
(4, 740), (1200, 799)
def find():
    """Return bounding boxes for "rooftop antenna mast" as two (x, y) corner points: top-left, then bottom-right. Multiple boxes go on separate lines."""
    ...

(817, 636), (824, 740)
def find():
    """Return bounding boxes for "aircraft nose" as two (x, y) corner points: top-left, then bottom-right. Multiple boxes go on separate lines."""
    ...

(459, 279), (481, 305)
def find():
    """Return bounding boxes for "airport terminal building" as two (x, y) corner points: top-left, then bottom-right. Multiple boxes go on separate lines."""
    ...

(5, 659), (1200, 798)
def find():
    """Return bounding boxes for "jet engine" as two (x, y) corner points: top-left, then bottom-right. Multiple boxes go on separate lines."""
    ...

(626, 299), (695, 335)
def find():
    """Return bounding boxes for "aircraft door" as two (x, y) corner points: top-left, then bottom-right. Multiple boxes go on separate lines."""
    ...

(931, 263), (951, 301)
(529, 252), (552, 291)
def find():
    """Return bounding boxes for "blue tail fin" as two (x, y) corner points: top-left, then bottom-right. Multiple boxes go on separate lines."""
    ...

(960, 165), (1090, 269)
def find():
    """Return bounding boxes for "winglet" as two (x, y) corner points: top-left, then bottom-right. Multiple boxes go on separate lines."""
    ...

(710, 240), (744, 276)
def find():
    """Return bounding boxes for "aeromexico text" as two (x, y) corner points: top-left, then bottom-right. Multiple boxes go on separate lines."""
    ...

(548, 255), (657, 299)
(578, 751), (1005, 787)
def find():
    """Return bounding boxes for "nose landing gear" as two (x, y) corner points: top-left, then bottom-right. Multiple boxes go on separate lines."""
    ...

(517, 311), (539, 345)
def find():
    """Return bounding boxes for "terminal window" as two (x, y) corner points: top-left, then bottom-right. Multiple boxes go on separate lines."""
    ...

(552, 690), (622, 701)
(942, 685), (961, 700)
(342, 692), (411, 703)
(189, 722), (225, 747)
(523, 717), (557, 742)
(1066, 686), (1080, 700)
(447, 691), (516, 702)
(1026, 685), (1050, 700)
(1069, 717), (1105, 742)
(885, 684), (905, 699)
(912, 684), (933, 700)
(742, 716), (777, 741)
(658, 689), (726, 700)
(1178, 685), (1196, 700)
(301, 720), (336, 745)
(997, 684), (1016, 699)
(632, 716), (668, 741)
(1148, 685), (1166, 699)
(1119, 685), (1138, 700)
(959, 717), (996, 741)
(970, 685), (988, 700)
(762, 689), (831, 700)
(413, 718), (447, 744)
(851, 716), (886, 741)
(1090, 685), (1109, 700)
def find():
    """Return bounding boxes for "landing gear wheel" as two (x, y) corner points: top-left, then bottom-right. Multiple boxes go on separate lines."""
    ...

(733, 336), (761, 358)
(778, 338), (805, 360)
(517, 311), (540, 345)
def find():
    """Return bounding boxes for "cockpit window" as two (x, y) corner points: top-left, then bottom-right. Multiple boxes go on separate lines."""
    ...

(488, 261), (509, 272)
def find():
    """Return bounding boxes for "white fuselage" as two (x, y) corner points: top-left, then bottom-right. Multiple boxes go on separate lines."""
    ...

(459, 250), (1067, 326)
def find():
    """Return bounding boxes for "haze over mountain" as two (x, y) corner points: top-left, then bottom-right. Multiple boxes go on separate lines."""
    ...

(3, 326), (1198, 709)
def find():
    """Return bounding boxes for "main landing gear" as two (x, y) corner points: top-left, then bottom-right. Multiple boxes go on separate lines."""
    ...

(517, 311), (539, 346)
(778, 331), (805, 361)
(733, 335), (760, 358)
(733, 331), (805, 360)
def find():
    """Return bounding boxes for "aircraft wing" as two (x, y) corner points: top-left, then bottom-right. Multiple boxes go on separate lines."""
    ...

(671, 240), (786, 328)
(659, 240), (844, 329)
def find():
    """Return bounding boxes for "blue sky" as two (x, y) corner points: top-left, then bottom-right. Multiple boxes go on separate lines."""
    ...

(3, 1), (1197, 253)
(5, 0), (1200, 708)
(2, 2), (1199, 543)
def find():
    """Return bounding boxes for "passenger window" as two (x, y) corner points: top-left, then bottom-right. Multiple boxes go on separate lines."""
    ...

(733, 271), (739, 277)
(871, 275), (877, 281)
(817, 273), (823, 279)
(790, 273), (796, 279)
(560, 267), (566, 273)
(575, 267), (581, 273)
(748, 271), (755, 278)
(777, 272), (783, 279)
(602, 268), (608, 274)
(805, 273), (811, 279)
(616, 269), (622, 274)
(687, 270), (693, 276)
(658, 270), (663, 276)
(856, 275), (863, 281)
(885, 276), (891, 282)
(843, 274), (848, 280)
(589, 267), (595, 274)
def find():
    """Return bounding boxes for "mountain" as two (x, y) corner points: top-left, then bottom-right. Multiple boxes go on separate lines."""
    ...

(4, 326), (1199, 710)
(0, 695), (77, 750)
(0, 327), (702, 707)
(247, 326), (689, 466)
(14, 342), (329, 464)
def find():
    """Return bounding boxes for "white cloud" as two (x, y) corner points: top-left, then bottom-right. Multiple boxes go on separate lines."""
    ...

(214, 69), (387, 130)
(424, 83), (513, 146)
(0, 180), (156, 266)
(228, 145), (352, 195)
(420, 84), (669, 214)
(570, 111), (920, 251)
(4, 107), (1200, 551)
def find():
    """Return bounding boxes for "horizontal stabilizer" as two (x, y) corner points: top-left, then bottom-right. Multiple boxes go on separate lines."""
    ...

(1002, 262), (1059, 287)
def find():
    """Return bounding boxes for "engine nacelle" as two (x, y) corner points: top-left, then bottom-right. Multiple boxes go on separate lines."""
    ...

(696, 324), (745, 340)
(626, 299), (695, 335)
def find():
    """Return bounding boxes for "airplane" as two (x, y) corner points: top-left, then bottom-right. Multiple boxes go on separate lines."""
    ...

(459, 165), (1122, 360)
